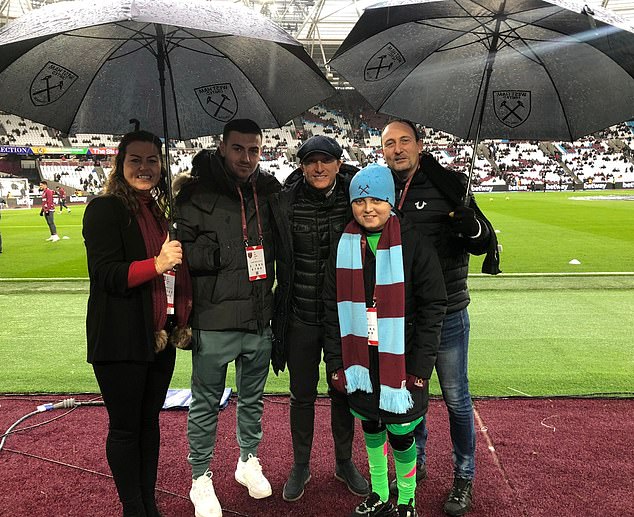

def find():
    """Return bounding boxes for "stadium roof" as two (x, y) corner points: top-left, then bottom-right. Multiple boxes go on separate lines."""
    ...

(1, 0), (634, 86)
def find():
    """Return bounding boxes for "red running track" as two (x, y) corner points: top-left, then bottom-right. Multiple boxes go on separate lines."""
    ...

(0, 396), (631, 516)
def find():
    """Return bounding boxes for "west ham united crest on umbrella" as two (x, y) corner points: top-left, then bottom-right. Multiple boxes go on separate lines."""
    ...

(30, 62), (77, 106)
(195, 84), (238, 123)
(493, 91), (531, 128)
(364, 43), (405, 81)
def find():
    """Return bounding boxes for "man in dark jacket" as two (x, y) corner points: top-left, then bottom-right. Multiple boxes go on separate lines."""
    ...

(271, 135), (369, 502)
(175, 119), (280, 517)
(382, 120), (500, 516)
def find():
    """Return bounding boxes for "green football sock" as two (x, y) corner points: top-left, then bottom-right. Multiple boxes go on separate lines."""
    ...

(393, 440), (417, 506)
(364, 429), (389, 502)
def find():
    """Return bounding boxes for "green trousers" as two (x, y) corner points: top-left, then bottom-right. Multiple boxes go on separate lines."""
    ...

(187, 328), (272, 478)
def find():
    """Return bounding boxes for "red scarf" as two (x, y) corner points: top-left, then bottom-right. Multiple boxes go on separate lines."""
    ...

(135, 195), (192, 331)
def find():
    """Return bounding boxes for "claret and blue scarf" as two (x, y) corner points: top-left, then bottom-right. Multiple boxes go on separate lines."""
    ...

(335, 213), (413, 414)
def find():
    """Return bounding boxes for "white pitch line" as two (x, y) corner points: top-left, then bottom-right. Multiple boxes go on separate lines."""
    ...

(469, 272), (634, 277)
(2, 272), (632, 282)
(0, 277), (89, 281)
(507, 387), (532, 396)
(1, 224), (83, 228)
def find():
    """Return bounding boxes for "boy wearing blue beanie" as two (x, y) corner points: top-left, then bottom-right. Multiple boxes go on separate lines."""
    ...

(324, 163), (448, 517)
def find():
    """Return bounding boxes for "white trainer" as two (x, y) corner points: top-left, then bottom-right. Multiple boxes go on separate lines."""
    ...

(190, 471), (222, 517)
(235, 454), (272, 499)
(50, 234), (60, 242)
(45, 236), (55, 241)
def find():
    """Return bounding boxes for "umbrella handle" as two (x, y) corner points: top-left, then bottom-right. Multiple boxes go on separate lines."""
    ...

(169, 221), (179, 272)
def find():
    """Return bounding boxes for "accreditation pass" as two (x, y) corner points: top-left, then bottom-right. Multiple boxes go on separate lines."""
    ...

(246, 245), (267, 281)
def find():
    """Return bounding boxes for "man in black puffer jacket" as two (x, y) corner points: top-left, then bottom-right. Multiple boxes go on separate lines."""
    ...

(175, 119), (280, 517)
(382, 120), (501, 517)
(271, 135), (369, 502)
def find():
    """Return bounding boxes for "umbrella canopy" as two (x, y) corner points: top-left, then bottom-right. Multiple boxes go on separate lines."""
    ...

(0, 0), (335, 140)
(330, 0), (634, 143)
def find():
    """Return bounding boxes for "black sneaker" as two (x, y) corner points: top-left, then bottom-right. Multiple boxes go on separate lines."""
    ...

(396, 499), (417, 517)
(443, 477), (473, 516)
(336, 459), (371, 496)
(283, 463), (311, 502)
(351, 492), (395, 516)
(389, 462), (427, 496)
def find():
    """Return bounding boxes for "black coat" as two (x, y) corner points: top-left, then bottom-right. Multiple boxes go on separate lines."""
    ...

(395, 153), (500, 313)
(83, 195), (161, 363)
(174, 150), (280, 332)
(323, 215), (447, 423)
(270, 164), (357, 374)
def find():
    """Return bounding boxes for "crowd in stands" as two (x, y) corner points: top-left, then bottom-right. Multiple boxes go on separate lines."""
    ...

(41, 160), (102, 193)
(69, 132), (121, 148)
(2, 92), (634, 196)
(0, 114), (64, 147)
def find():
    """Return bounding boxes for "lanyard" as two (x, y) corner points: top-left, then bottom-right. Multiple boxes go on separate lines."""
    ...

(396, 175), (414, 211)
(236, 179), (263, 245)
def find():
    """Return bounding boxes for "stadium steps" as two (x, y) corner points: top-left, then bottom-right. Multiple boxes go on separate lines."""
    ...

(607, 138), (634, 166)
(540, 141), (582, 186)
(93, 165), (106, 184)
(479, 143), (500, 175)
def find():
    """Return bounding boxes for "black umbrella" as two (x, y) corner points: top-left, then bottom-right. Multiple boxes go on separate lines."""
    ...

(0, 0), (335, 217)
(330, 0), (634, 196)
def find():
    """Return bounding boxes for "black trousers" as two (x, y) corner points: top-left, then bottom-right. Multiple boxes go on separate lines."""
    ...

(93, 347), (175, 511)
(286, 317), (354, 465)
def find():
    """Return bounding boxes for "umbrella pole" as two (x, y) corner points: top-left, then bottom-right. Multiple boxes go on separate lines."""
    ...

(465, 122), (482, 206)
(464, 0), (505, 206)
(464, 63), (491, 205)
(155, 23), (176, 240)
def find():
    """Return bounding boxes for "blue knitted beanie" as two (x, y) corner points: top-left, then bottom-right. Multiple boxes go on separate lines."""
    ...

(349, 163), (395, 207)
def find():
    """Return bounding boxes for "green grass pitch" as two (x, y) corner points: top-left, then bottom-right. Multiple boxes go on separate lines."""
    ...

(0, 190), (633, 396)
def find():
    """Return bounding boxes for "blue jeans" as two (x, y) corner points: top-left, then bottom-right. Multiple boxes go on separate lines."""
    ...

(414, 308), (475, 480)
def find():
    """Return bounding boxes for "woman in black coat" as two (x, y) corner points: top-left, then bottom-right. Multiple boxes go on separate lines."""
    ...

(83, 130), (192, 517)
(323, 164), (446, 517)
